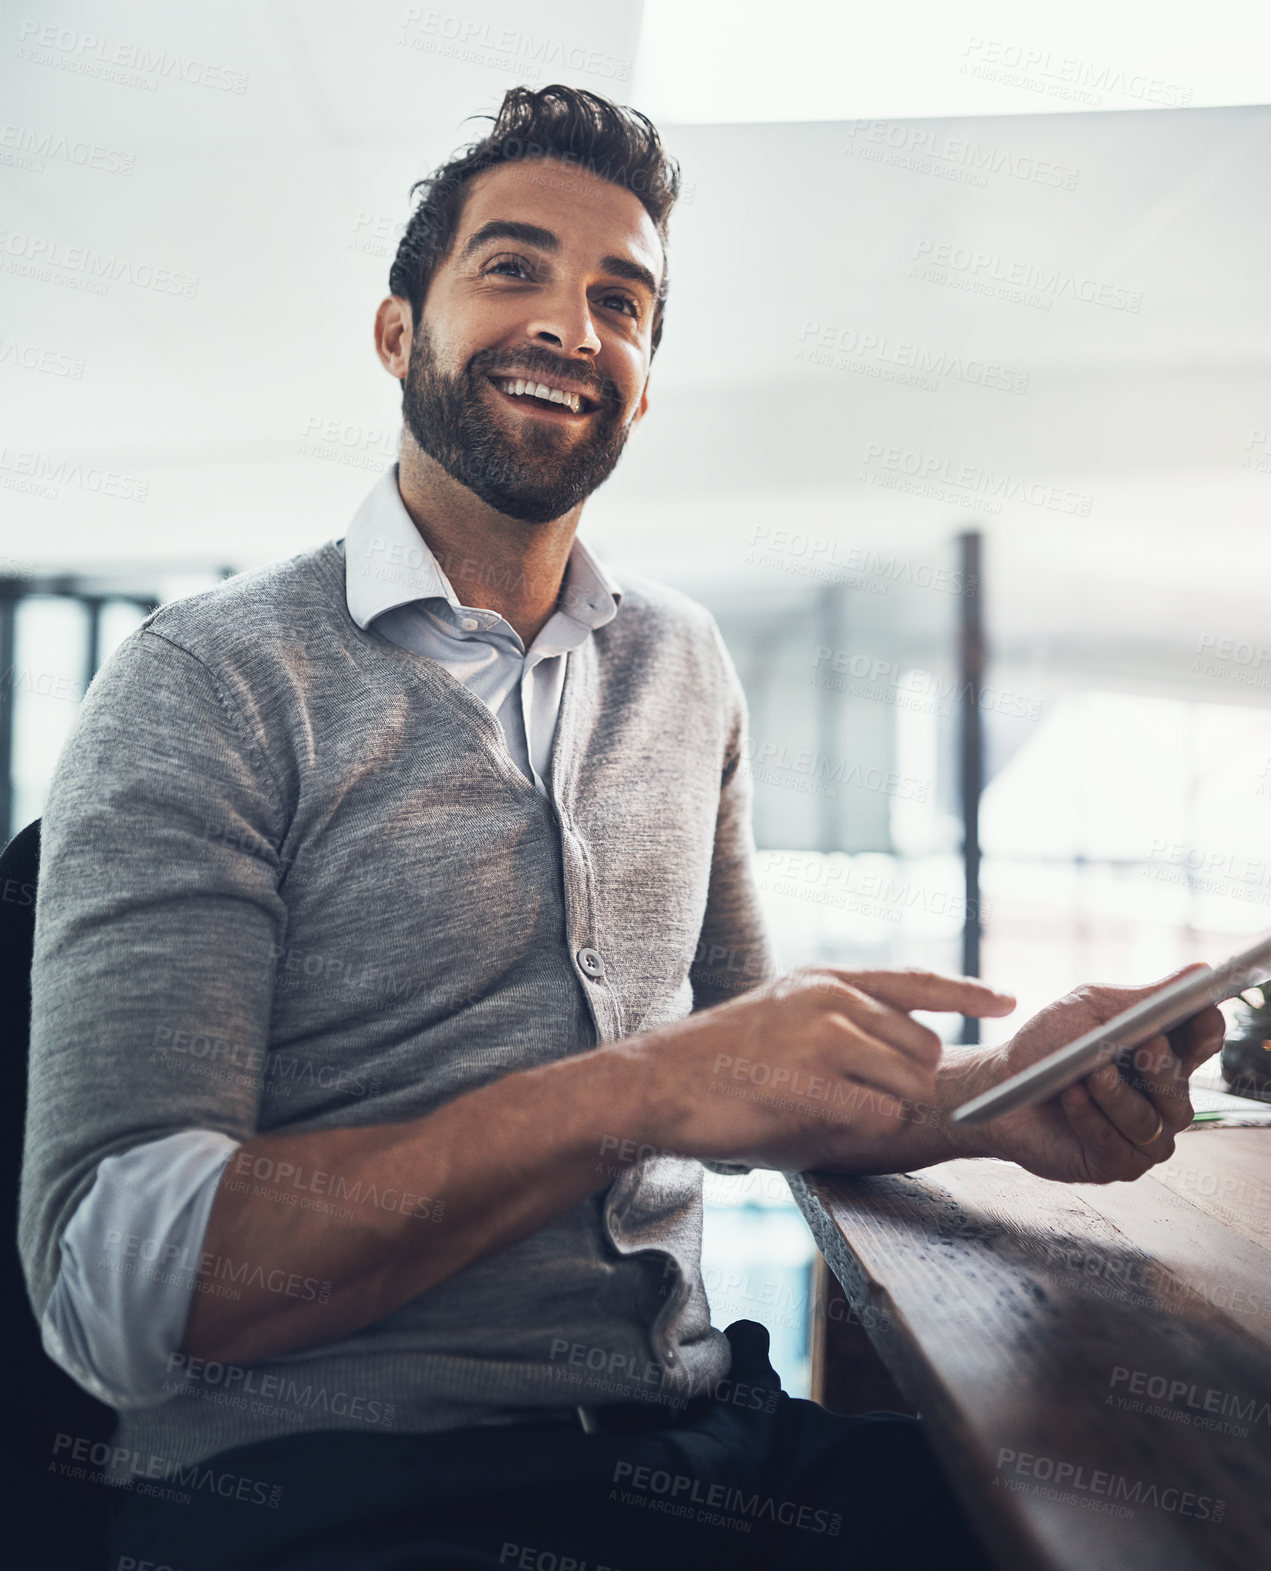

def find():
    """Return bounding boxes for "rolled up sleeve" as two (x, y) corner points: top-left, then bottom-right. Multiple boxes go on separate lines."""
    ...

(42, 1129), (239, 1407)
(19, 628), (288, 1334)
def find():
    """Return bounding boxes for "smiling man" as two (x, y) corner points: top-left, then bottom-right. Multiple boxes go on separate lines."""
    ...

(376, 91), (670, 663)
(21, 86), (1221, 1571)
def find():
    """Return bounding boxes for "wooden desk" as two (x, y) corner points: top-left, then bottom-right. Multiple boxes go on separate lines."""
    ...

(793, 1129), (1271, 1571)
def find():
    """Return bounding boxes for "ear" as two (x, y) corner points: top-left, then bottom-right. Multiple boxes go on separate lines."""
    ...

(374, 296), (413, 380)
(630, 377), (651, 428)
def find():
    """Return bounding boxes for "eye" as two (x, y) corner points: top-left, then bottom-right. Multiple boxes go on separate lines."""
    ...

(599, 291), (640, 320)
(482, 253), (535, 280)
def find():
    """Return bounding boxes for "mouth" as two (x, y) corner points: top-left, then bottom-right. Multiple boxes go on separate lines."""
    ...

(486, 374), (599, 421)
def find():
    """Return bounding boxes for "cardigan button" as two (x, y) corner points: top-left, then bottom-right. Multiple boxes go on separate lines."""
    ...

(577, 946), (606, 979)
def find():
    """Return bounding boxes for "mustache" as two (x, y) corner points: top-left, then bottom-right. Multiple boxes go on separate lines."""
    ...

(466, 345), (613, 407)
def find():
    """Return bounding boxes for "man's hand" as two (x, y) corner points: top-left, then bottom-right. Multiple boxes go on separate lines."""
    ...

(953, 964), (1226, 1183)
(184, 965), (1012, 1365)
(626, 966), (1017, 1172)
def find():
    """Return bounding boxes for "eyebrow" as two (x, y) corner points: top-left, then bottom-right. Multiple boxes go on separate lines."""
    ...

(461, 219), (660, 301)
(461, 220), (559, 259)
(600, 253), (659, 301)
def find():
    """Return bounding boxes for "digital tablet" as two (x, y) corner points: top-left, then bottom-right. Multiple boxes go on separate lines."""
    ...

(951, 928), (1271, 1126)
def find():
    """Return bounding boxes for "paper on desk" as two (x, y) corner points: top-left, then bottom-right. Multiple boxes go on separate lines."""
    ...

(1184, 1085), (1271, 1128)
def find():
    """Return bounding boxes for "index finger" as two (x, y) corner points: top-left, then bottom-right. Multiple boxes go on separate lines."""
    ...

(820, 967), (1017, 1018)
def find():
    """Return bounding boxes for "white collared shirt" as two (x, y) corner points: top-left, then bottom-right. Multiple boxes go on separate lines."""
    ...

(40, 463), (624, 1408)
(343, 463), (622, 795)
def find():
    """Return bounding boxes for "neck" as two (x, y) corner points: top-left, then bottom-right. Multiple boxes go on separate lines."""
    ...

(395, 437), (583, 647)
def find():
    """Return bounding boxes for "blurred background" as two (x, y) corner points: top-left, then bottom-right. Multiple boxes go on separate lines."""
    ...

(3, 0), (1270, 1398)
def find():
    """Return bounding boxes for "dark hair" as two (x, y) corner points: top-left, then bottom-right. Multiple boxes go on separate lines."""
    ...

(388, 84), (680, 354)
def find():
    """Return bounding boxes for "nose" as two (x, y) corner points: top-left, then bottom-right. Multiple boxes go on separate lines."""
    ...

(525, 285), (601, 358)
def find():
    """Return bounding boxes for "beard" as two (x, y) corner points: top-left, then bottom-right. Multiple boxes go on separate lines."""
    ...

(400, 323), (636, 525)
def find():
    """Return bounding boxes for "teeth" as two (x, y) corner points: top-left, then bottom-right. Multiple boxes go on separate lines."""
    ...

(495, 377), (584, 413)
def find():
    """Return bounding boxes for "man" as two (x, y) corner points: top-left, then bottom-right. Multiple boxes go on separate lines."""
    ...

(20, 85), (1220, 1570)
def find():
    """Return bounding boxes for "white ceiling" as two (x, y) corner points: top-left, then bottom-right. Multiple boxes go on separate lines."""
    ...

(2, 0), (1269, 667)
(634, 0), (1271, 123)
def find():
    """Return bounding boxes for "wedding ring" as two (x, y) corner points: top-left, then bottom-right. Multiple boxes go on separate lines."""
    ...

(1134, 1112), (1165, 1150)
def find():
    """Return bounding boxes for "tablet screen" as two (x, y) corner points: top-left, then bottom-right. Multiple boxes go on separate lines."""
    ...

(951, 929), (1271, 1126)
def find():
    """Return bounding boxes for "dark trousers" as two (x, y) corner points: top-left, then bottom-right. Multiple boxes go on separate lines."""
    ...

(108, 1322), (992, 1570)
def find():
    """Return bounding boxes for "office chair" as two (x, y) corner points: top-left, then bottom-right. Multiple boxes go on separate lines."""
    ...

(2, 819), (114, 1566)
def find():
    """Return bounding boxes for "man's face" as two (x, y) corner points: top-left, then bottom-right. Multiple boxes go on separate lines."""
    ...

(399, 157), (663, 525)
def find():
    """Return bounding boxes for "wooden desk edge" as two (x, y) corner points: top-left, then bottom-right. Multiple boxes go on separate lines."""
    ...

(789, 1170), (1058, 1571)
(790, 1135), (1271, 1571)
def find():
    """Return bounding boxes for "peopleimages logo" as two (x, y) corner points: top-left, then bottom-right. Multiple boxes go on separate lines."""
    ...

(845, 119), (1079, 191)
(910, 238), (1142, 313)
(99, 1228), (333, 1306)
(859, 440), (1093, 517)
(796, 320), (1030, 394)
(227, 1150), (446, 1222)
(51, 1432), (281, 1507)
(810, 646), (1044, 723)
(958, 37), (1191, 109)
(0, 445), (148, 501)
(740, 737), (929, 802)
(165, 1352), (397, 1427)
(1, 121), (135, 175)
(611, 1460), (842, 1536)
(500, 1544), (621, 1571)
(757, 849), (992, 926)
(1107, 1364), (1269, 1438)
(996, 1447), (1224, 1522)
(0, 229), (199, 297)
(398, 8), (632, 81)
(15, 19), (250, 93)
(0, 333), (86, 378)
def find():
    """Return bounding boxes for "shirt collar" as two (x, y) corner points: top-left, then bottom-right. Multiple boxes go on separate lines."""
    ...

(343, 463), (622, 637)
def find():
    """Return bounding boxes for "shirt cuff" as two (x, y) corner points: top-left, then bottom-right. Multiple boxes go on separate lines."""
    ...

(42, 1128), (241, 1409)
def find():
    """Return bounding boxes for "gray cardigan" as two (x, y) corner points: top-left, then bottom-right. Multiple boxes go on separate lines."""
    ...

(19, 536), (778, 1470)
